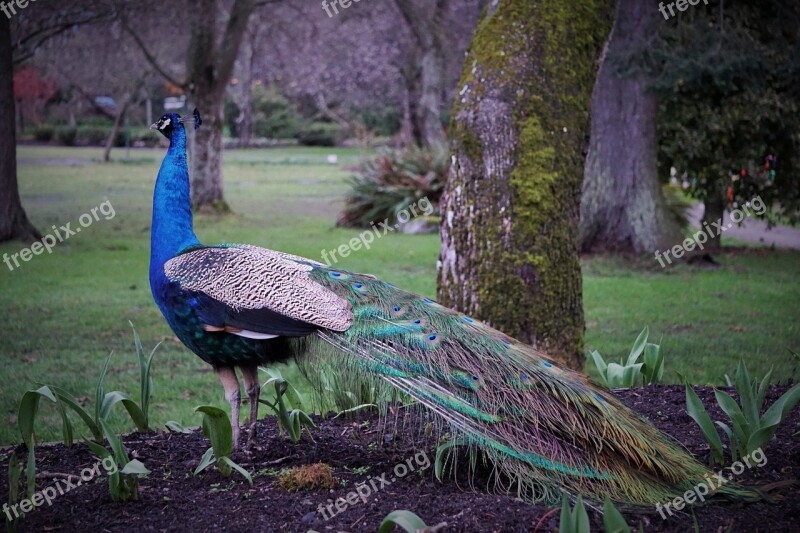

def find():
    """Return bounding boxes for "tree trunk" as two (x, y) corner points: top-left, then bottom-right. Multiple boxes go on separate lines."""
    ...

(395, 0), (447, 149)
(186, 0), (255, 211)
(0, 17), (41, 244)
(103, 96), (131, 162)
(438, 0), (610, 370)
(700, 194), (725, 251)
(190, 95), (227, 211)
(580, 0), (681, 254)
(236, 33), (254, 148)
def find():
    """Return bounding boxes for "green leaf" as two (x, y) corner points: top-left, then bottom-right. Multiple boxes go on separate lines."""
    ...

(377, 510), (429, 533)
(195, 405), (233, 459)
(100, 419), (130, 466)
(434, 439), (466, 481)
(18, 386), (57, 448)
(642, 343), (664, 385)
(165, 421), (193, 434)
(714, 390), (749, 446)
(755, 367), (774, 413)
(194, 447), (216, 475)
(95, 354), (112, 424)
(603, 496), (632, 533)
(25, 445), (35, 502)
(573, 496), (590, 533)
(606, 363), (626, 388)
(715, 421), (739, 462)
(747, 382), (800, 452)
(120, 459), (150, 476)
(334, 404), (378, 418)
(626, 327), (649, 366)
(100, 392), (148, 432)
(218, 456), (253, 486)
(590, 350), (609, 386)
(685, 385), (724, 464)
(734, 360), (759, 427)
(622, 363), (644, 388)
(49, 386), (103, 441)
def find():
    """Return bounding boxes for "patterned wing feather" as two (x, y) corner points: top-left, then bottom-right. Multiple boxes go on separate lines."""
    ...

(164, 245), (352, 332)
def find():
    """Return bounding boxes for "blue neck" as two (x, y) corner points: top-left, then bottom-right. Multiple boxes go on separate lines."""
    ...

(150, 125), (200, 281)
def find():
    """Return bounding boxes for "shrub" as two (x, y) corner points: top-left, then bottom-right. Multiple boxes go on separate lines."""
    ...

(252, 84), (304, 140)
(337, 145), (447, 228)
(358, 106), (402, 137)
(296, 121), (343, 146)
(33, 125), (54, 142)
(686, 359), (800, 465)
(55, 126), (77, 146)
(589, 327), (665, 388)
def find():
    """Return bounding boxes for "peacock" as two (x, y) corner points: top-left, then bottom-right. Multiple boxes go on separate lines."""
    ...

(148, 111), (759, 507)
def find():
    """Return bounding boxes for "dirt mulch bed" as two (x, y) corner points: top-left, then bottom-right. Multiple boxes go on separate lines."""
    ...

(1, 385), (797, 532)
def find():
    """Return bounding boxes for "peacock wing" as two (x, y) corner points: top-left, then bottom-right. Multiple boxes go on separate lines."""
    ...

(164, 244), (352, 336)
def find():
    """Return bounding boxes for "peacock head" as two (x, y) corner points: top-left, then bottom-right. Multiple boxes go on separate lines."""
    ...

(150, 109), (202, 139)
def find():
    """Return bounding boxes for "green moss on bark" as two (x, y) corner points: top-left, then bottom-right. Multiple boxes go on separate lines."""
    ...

(440, 0), (611, 368)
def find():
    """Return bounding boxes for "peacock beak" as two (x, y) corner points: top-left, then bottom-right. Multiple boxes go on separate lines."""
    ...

(149, 122), (160, 130)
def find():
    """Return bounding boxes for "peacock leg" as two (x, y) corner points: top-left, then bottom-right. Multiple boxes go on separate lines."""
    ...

(241, 365), (261, 447)
(215, 366), (242, 450)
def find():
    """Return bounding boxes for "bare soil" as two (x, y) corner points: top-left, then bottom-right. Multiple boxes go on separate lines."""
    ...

(2, 385), (798, 532)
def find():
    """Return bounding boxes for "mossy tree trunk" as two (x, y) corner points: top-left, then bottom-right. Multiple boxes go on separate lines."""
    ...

(437, 0), (610, 369)
(580, 0), (681, 253)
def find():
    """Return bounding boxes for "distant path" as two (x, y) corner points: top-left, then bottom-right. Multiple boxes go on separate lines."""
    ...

(688, 204), (800, 250)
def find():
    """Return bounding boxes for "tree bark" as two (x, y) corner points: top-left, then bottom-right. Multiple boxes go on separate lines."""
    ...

(438, 0), (610, 370)
(580, 0), (681, 253)
(395, 0), (447, 149)
(0, 17), (41, 244)
(186, 0), (256, 211)
(103, 95), (132, 163)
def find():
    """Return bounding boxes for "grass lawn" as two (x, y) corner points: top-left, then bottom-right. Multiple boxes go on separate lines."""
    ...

(1, 145), (798, 445)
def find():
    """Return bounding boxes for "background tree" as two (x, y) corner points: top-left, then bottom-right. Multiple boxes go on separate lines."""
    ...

(121, 0), (262, 211)
(393, 0), (449, 148)
(639, 2), (800, 250)
(580, 0), (681, 253)
(0, 3), (113, 243)
(438, 0), (611, 369)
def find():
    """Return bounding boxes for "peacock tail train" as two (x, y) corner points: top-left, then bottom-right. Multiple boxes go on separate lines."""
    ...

(296, 265), (759, 506)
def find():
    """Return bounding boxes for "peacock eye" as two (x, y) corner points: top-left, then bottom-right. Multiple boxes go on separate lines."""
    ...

(354, 282), (363, 288)
(428, 334), (437, 341)
(392, 306), (401, 312)
(413, 319), (421, 324)
(463, 316), (474, 323)
(543, 361), (553, 368)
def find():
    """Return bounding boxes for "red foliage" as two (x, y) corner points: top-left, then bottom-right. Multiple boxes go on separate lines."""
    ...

(13, 67), (58, 125)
